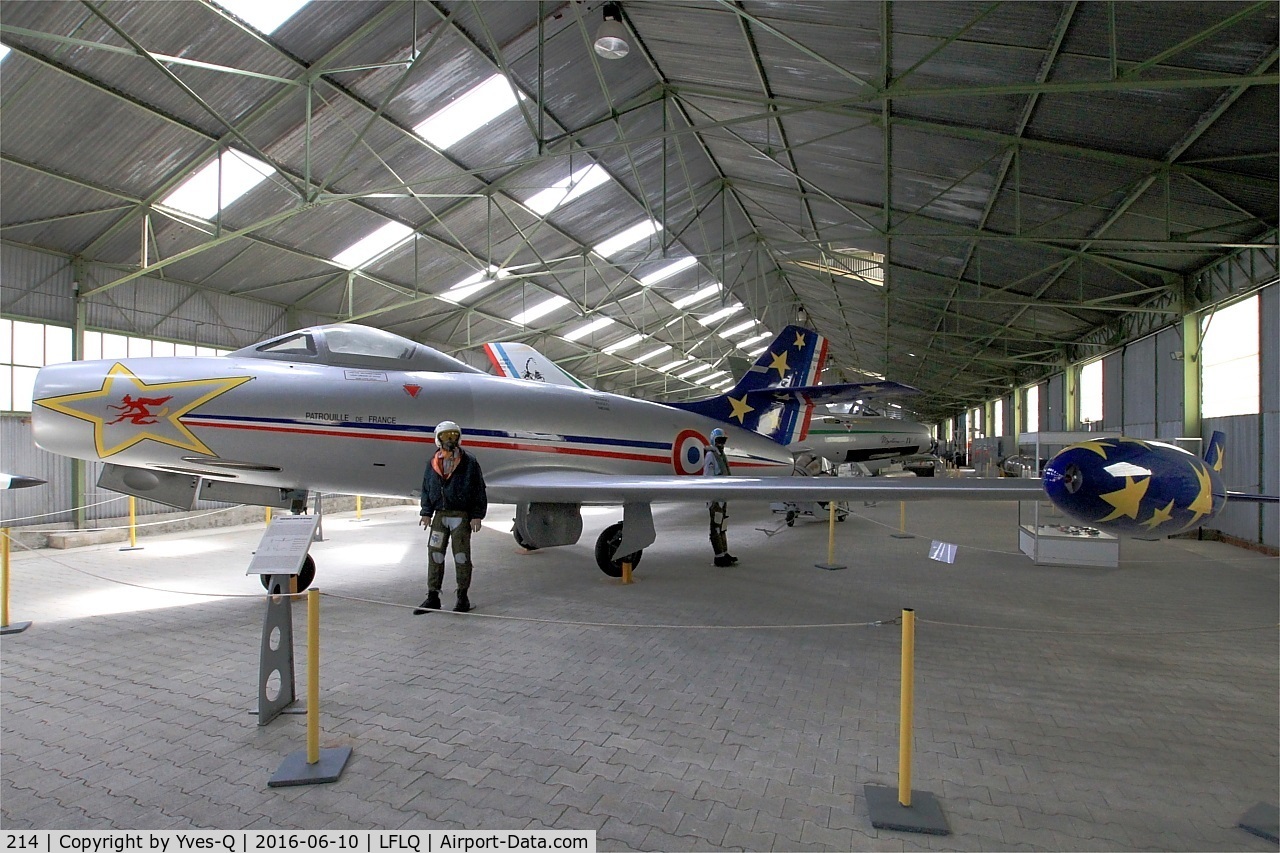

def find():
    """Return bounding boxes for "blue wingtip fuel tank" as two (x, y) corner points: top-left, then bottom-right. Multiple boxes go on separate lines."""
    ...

(1042, 432), (1228, 537)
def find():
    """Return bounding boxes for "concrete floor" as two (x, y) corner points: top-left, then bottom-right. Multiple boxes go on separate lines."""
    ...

(1, 497), (1277, 851)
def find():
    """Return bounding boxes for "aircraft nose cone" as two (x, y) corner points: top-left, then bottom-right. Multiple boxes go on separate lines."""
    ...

(1042, 448), (1096, 523)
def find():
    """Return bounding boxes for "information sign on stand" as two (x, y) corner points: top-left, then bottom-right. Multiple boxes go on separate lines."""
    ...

(248, 515), (319, 726)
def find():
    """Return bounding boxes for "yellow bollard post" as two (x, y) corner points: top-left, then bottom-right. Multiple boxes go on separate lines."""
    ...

(1, 528), (31, 634)
(891, 500), (915, 539)
(2, 528), (9, 626)
(621, 560), (632, 585)
(307, 587), (320, 765)
(120, 496), (143, 550)
(265, 506), (273, 525)
(898, 608), (915, 807)
(355, 495), (363, 521)
(814, 501), (847, 570)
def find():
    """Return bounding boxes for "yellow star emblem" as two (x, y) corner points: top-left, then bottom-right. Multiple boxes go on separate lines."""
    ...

(1071, 439), (1114, 459)
(1141, 499), (1176, 531)
(768, 349), (789, 378)
(793, 331), (806, 349)
(1178, 463), (1215, 531)
(35, 363), (252, 458)
(727, 394), (754, 423)
(1097, 475), (1150, 522)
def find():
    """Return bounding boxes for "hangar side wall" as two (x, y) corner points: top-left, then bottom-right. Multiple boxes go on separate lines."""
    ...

(0, 243), (324, 350)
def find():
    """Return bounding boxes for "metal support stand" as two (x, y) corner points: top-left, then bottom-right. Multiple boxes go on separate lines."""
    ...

(257, 575), (297, 726)
(248, 515), (319, 725)
(1239, 803), (1279, 843)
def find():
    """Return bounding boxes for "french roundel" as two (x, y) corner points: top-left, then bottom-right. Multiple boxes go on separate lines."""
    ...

(672, 429), (709, 475)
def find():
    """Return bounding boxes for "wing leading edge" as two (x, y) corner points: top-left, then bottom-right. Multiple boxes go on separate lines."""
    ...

(487, 470), (1047, 506)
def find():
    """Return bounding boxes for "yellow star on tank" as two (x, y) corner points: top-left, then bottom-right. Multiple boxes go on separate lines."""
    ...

(1178, 463), (1215, 531)
(1141, 499), (1176, 531)
(768, 349), (789, 378)
(35, 363), (252, 458)
(1071, 439), (1114, 459)
(793, 331), (806, 349)
(727, 394), (754, 423)
(1097, 475), (1150, 521)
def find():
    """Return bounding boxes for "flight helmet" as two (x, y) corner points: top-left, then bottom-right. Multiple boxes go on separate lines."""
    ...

(435, 420), (462, 447)
(710, 427), (727, 444)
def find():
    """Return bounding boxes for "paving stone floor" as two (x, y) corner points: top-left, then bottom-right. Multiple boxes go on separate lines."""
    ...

(1, 498), (1277, 851)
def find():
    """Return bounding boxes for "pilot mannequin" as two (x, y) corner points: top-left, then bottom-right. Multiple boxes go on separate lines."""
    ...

(416, 420), (488, 613)
(703, 428), (738, 567)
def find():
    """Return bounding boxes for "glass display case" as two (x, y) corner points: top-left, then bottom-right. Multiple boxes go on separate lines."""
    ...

(1014, 431), (1121, 567)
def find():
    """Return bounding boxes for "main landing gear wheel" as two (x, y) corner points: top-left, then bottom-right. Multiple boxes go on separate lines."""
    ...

(260, 554), (316, 592)
(594, 521), (643, 578)
(785, 511), (797, 527)
(512, 526), (539, 551)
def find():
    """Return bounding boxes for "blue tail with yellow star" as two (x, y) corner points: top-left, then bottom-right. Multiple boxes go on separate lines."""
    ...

(668, 325), (919, 445)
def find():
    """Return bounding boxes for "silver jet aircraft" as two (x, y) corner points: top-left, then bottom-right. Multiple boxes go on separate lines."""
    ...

(32, 322), (1046, 586)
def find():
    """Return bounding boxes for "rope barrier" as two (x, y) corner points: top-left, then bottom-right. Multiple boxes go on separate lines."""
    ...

(0, 494), (128, 524)
(916, 617), (1279, 636)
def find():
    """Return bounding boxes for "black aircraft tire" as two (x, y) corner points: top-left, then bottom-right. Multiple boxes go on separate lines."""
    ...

(259, 554), (316, 592)
(512, 527), (539, 551)
(594, 521), (643, 577)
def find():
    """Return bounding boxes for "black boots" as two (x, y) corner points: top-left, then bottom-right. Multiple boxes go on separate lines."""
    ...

(713, 554), (739, 567)
(415, 589), (472, 614)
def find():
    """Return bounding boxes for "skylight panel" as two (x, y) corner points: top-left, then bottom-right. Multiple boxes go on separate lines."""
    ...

(738, 331), (771, 348)
(719, 319), (757, 337)
(0, 44), (10, 63)
(700, 370), (729, 385)
(639, 256), (696, 287)
(657, 357), (692, 372)
(592, 219), (662, 259)
(510, 295), (570, 326)
(562, 317), (615, 341)
(215, 0), (309, 34)
(332, 222), (413, 269)
(676, 363), (713, 380)
(414, 74), (526, 150)
(697, 304), (744, 326)
(440, 265), (508, 304)
(746, 346), (767, 357)
(632, 345), (671, 364)
(672, 283), (721, 309)
(160, 149), (276, 221)
(710, 377), (734, 389)
(526, 164), (611, 216)
(602, 333), (646, 355)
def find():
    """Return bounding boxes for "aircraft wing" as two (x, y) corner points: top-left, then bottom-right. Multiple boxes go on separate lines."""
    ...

(487, 470), (1047, 505)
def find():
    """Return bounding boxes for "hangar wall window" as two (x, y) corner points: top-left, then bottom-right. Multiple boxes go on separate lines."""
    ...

(993, 399), (1004, 436)
(1024, 385), (1040, 434)
(0, 323), (211, 413)
(1079, 359), (1103, 426)
(1, 319), (72, 412)
(1200, 294), (1260, 418)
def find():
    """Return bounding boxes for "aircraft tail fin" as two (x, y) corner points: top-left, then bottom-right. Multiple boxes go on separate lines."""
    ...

(1205, 430), (1226, 471)
(667, 325), (919, 446)
(483, 341), (590, 389)
(667, 325), (825, 445)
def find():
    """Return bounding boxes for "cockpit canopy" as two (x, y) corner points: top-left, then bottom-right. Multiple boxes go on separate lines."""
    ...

(231, 324), (484, 374)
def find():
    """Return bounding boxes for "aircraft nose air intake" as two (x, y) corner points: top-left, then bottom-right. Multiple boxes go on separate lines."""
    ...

(1062, 462), (1083, 494)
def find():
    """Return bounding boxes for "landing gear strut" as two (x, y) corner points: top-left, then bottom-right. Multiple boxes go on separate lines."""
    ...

(594, 521), (643, 577)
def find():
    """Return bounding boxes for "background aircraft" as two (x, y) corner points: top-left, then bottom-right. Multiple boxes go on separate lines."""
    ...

(32, 323), (1268, 588)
